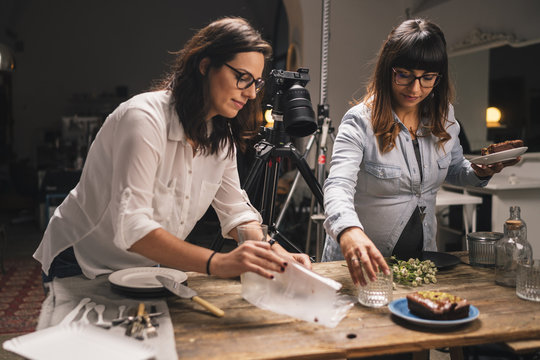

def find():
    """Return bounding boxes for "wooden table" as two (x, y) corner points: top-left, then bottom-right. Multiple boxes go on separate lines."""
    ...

(168, 254), (540, 359)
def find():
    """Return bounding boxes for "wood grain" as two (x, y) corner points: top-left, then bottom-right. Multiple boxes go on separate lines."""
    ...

(169, 253), (540, 359)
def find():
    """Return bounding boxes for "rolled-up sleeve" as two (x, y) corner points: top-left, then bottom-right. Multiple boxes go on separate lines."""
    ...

(445, 106), (490, 188)
(110, 107), (164, 250)
(323, 114), (366, 241)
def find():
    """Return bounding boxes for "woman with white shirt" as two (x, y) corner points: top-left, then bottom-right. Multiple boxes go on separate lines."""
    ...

(34, 17), (311, 282)
(322, 19), (518, 288)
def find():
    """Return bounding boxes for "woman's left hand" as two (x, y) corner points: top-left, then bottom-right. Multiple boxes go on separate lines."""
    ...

(471, 157), (521, 177)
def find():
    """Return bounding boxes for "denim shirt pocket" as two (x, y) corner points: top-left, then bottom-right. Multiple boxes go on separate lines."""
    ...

(433, 153), (451, 189)
(364, 161), (401, 196)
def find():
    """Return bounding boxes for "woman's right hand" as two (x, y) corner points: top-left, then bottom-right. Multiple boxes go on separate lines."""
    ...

(208, 240), (288, 279)
(339, 227), (390, 286)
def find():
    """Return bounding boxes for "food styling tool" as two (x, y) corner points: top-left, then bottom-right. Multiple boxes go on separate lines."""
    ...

(156, 275), (224, 317)
(59, 297), (91, 325)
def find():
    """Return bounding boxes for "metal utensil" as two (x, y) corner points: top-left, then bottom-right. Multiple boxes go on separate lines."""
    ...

(77, 301), (96, 325)
(94, 304), (111, 329)
(156, 275), (224, 317)
(143, 313), (157, 338)
(111, 312), (164, 326)
(59, 297), (91, 325)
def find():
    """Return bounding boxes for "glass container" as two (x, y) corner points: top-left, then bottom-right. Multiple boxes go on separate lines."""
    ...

(495, 220), (533, 287)
(467, 232), (503, 267)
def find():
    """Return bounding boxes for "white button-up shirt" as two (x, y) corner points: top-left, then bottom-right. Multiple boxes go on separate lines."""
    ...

(34, 90), (261, 279)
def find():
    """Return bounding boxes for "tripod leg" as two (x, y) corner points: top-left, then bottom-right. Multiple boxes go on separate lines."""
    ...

(275, 134), (316, 230)
(289, 148), (324, 208)
(272, 229), (315, 263)
(242, 156), (267, 197)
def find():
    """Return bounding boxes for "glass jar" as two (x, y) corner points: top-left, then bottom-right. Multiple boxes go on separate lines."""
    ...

(504, 206), (527, 242)
(495, 220), (533, 287)
(467, 232), (503, 267)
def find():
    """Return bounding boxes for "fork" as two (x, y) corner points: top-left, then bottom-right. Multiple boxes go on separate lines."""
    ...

(143, 313), (158, 338)
(94, 304), (112, 329)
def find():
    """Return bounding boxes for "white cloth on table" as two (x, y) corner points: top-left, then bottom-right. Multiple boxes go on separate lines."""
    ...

(36, 275), (177, 360)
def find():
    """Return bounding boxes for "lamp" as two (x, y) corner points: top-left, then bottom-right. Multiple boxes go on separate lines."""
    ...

(486, 107), (502, 128)
(0, 44), (15, 72)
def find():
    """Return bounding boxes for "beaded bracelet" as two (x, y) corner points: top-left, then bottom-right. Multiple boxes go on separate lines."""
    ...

(206, 250), (217, 275)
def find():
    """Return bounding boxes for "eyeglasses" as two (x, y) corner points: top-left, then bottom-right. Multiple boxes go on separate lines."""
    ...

(392, 68), (441, 88)
(224, 63), (265, 93)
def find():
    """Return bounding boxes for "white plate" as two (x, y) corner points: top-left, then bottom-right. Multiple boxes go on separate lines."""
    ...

(469, 146), (527, 165)
(388, 297), (479, 328)
(108, 267), (187, 292)
(2, 323), (155, 360)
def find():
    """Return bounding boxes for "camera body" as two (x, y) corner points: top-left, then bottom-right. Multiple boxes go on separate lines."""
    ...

(266, 68), (316, 138)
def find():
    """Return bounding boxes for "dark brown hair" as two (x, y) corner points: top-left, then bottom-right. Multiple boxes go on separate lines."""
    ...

(363, 18), (454, 153)
(154, 17), (272, 156)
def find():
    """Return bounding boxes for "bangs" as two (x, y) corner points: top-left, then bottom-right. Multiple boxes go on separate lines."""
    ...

(393, 34), (446, 72)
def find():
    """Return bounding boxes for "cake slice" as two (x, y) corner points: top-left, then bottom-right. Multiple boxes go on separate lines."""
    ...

(481, 139), (523, 156)
(406, 291), (470, 320)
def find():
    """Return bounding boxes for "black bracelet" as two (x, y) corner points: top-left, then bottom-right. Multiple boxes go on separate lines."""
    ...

(206, 250), (217, 275)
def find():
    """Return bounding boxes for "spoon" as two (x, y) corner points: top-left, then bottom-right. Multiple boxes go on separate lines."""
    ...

(77, 302), (96, 325)
(60, 297), (91, 325)
(94, 304), (111, 329)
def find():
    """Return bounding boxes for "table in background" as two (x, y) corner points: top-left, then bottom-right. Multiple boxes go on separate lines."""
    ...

(168, 254), (540, 360)
(436, 188), (483, 249)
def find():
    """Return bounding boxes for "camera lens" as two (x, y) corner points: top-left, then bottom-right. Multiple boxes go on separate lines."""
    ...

(283, 85), (317, 137)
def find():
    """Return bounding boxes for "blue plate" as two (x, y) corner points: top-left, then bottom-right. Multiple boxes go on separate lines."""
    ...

(388, 298), (479, 328)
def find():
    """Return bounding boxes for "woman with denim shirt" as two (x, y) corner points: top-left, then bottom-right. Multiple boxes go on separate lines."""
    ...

(322, 19), (519, 287)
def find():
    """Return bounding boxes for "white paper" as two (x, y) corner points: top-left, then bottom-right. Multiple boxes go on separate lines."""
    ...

(241, 262), (354, 327)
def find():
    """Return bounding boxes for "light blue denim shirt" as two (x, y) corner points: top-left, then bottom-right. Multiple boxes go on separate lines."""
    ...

(322, 102), (489, 261)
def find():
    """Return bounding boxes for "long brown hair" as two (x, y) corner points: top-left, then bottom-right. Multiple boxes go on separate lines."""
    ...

(154, 17), (272, 156)
(363, 19), (454, 153)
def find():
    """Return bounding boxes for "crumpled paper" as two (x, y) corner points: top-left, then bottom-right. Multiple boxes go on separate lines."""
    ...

(241, 262), (354, 328)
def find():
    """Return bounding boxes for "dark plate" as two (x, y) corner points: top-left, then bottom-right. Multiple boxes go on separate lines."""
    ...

(421, 251), (461, 270)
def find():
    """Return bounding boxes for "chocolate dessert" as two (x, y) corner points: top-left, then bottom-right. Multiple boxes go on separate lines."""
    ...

(481, 140), (524, 156)
(406, 291), (470, 320)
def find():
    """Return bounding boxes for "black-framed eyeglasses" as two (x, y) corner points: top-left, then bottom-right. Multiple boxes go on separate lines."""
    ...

(392, 68), (441, 88)
(224, 63), (265, 93)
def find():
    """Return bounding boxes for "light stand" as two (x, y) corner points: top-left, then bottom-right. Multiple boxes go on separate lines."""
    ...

(305, 0), (334, 261)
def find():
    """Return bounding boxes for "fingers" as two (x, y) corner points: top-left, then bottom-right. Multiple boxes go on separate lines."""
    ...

(236, 241), (287, 279)
(291, 254), (312, 270)
(347, 254), (364, 286)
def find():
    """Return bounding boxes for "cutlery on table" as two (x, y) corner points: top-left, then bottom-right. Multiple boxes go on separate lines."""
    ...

(94, 304), (112, 329)
(117, 305), (126, 319)
(112, 311), (163, 326)
(77, 301), (96, 325)
(126, 303), (145, 339)
(156, 275), (225, 317)
(59, 297), (91, 325)
(143, 312), (158, 338)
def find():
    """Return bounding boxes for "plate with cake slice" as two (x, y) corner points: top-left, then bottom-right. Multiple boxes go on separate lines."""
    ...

(470, 140), (527, 165)
(388, 292), (479, 328)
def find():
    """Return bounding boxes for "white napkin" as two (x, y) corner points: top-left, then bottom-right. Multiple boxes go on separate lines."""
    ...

(30, 275), (177, 360)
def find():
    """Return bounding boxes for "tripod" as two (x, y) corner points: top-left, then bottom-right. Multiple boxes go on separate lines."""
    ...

(242, 116), (324, 256)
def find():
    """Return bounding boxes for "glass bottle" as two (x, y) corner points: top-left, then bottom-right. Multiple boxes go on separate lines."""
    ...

(504, 206), (527, 242)
(495, 220), (533, 287)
